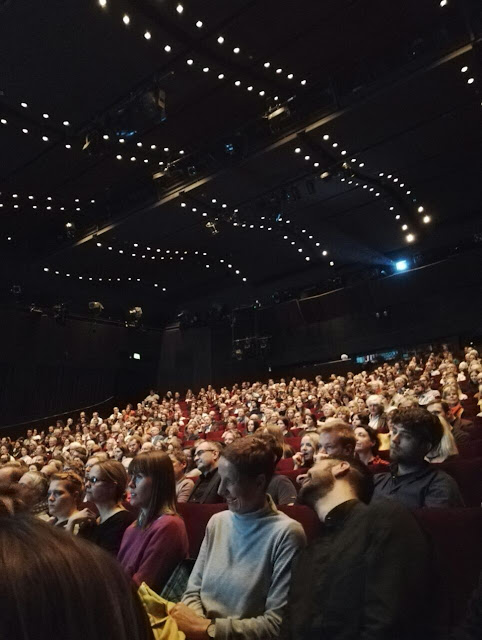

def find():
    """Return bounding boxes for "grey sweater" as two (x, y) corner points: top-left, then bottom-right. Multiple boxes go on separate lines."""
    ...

(182, 497), (306, 640)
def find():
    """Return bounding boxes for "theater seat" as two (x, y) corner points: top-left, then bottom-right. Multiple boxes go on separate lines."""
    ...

(276, 468), (307, 489)
(437, 457), (482, 507)
(206, 432), (224, 441)
(177, 503), (227, 558)
(413, 508), (482, 629)
(286, 436), (302, 451)
(276, 458), (295, 472)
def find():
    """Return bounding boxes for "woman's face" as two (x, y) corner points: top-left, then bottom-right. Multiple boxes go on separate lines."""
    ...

(305, 414), (315, 427)
(300, 436), (316, 463)
(354, 427), (373, 453)
(351, 414), (363, 428)
(85, 464), (116, 505)
(169, 455), (185, 480)
(128, 471), (152, 509)
(444, 389), (459, 405)
(47, 480), (78, 520)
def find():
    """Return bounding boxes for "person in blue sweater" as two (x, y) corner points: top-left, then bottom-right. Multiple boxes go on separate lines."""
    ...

(170, 436), (306, 640)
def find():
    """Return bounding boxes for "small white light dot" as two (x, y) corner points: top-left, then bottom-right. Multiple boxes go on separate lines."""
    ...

(122, 14), (130, 25)
(323, 134), (330, 141)
(295, 147), (301, 153)
(233, 47), (240, 54)
(20, 102), (28, 108)
(301, 80), (307, 85)
(116, 154), (122, 160)
(187, 59), (193, 65)
(461, 66), (468, 73)
(440, 0), (448, 7)
(137, 142), (142, 147)
(406, 233), (415, 243)
(287, 73), (294, 79)
(323, 250), (328, 256)
(176, 4), (183, 14)
(341, 150), (347, 155)
(467, 77), (475, 84)
(235, 80), (241, 86)
(276, 68), (282, 74)
(22, 128), (28, 134)
(359, 162), (365, 167)
(103, 134), (109, 140)
(43, 267), (49, 272)
(259, 90), (265, 96)
(402, 224), (408, 231)
(332, 142), (338, 148)
(314, 162), (320, 167)
(218, 73), (225, 80)
(203, 67), (210, 73)
(130, 156), (136, 161)
(418, 206), (424, 213)
(247, 85), (253, 91)
(396, 214), (401, 220)
(330, 261), (334, 266)
(0, 118), (7, 124)
(99, 0), (107, 6)
(196, 20), (203, 28)
(217, 36), (224, 44)
(42, 113), (49, 119)
(264, 62), (270, 68)
(304, 155), (310, 160)
(423, 215), (431, 224)
(305, 256), (310, 261)
(144, 31), (151, 40)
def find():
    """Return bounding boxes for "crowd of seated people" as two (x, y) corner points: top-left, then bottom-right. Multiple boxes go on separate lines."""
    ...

(1, 344), (482, 639)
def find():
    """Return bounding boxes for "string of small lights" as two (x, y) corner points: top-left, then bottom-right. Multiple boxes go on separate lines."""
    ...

(179, 197), (333, 265)
(94, 0), (308, 101)
(0, 191), (95, 213)
(42, 266), (167, 290)
(292, 133), (431, 245)
(94, 239), (249, 283)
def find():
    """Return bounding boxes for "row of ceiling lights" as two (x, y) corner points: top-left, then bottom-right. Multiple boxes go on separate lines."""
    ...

(96, 0), (307, 100)
(179, 198), (334, 266)
(94, 240), (248, 282)
(42, 266), (167, 290)
(293, 132), (432, 244)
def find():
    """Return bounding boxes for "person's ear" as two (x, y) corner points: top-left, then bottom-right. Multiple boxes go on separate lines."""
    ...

(331, 460), (350, 479)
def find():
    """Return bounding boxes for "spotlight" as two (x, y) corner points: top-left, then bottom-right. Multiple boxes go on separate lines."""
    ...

(88, 301), (104, 316)
(395, 260), (408, 272)
(206, 221), (219, 235)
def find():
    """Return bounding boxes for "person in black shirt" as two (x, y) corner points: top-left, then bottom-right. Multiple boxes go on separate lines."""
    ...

(283, 455), (430, 640)
(373, 407), (463, 508)
(188, 441), (224, 504)
(68, 460), (135, 555)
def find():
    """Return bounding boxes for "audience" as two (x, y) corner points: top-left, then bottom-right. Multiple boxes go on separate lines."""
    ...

(118, 452), (189, 590)
(0, 343), (481, 638)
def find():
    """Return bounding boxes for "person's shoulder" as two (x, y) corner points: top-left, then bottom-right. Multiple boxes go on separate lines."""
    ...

(368, 497), (411, 518)
(270, 509), (307, 541)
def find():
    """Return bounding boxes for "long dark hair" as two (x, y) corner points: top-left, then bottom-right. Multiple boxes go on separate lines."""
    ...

(128, 452), (177, 528)
(0, 514), (153, 640)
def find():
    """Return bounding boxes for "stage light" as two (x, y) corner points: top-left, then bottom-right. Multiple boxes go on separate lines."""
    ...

(187, 59), (193, 65)
(395, 260), (408, 272)
(196, 20), (203, 28)
(233, 47), (240, 54)
(144, 31), (151, 40)
(461, 66), (468, 73)
(99, 0), (107, 6)
(423, 215), (431, 224)
(406, 233), (415, 243)
(418, 206), (424, 212)
(89, 301), (104, 315)
(21, 102), (28, 108)
(164, 44), (171, 52)
(0, 118), (6, 124)
(176, 4), (183, 14)
(217, 36), (224, 44)
(63, 120), (70, 126)
(122, 14), (130, 25)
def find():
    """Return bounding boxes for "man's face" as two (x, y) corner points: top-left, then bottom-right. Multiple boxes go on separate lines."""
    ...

(367, 400), (382, 416)
(318, 432), (347, 458)
(194, 443), (218, 474)
(427, 403), (447, 419)
(390, 423), (428, 464)
(47, 480), (77, 520)
(128, 440), (140, 455)
(298, 459), (336, 508)
(217, 457), (263, 514)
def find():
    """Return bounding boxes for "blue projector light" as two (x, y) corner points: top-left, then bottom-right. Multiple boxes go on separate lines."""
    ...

(395, 260), (408, 272)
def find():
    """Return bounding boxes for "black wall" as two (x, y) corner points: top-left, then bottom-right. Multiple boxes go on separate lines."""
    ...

(157, 249), (482, 392)
(0, 310), (161, 428)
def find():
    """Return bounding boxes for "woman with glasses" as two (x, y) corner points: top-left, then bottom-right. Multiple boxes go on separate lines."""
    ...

(68, 460), (135, 555)
(118, 451), (189, 591)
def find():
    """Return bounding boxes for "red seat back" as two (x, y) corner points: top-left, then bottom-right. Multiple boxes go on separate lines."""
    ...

(286, 436), (302, 451)
(277, 468), (307, 489)
(276, 458), (294, 472)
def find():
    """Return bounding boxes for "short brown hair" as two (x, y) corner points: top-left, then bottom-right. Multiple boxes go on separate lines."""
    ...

(390, 407), (443, 448)
(221, 437), (276, 490)
(319, 421), (356, 455)
(128, 452), (177, 528)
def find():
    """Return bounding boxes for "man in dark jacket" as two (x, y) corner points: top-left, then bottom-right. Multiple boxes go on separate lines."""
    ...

(282, 456), (430, 640)
(188, 441), (224, 504)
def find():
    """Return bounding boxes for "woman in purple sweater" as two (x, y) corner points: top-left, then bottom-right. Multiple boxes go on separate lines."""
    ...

(118, 451), (188, 592)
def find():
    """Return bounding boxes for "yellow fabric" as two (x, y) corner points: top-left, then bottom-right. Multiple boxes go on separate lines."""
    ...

(378, 432), (391, 451)
(137, 582), (185, 640)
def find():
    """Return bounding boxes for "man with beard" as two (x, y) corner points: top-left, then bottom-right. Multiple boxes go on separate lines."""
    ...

(373, 407), (464, 508)
(282, 456), (430, 640)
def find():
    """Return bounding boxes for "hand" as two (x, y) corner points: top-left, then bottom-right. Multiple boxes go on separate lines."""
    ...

(170, 603), (211, 640)
(292, 451), (304, 469)
(66, 508), (96, 532)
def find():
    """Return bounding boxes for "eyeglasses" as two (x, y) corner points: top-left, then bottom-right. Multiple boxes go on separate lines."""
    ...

(194, 449), (217, 458)
(85, 476), (105, 484)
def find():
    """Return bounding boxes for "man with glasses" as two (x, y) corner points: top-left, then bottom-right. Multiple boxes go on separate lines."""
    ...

(188, 441), (224, 504)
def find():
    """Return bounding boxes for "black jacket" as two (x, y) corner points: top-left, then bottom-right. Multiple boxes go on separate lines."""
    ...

(282, 499), (430, 640)
(187, 467), (224, 504)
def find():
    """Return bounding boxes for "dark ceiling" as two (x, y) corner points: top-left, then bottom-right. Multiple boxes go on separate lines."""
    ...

(1, 0), (481, 326)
